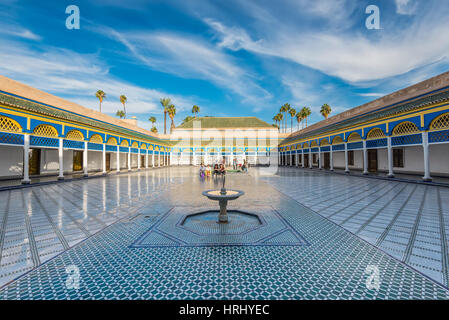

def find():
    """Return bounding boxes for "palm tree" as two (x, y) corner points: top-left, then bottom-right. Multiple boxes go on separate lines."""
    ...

(151, 126), (158, 133)
(119, 95), (127, 119)
(116, 110), (125, 119)
(277, 112), (283, 132)
(289, 108), (296, 133)
(95, 90), (106, 112)
(149, 116), (156, 129)
(272, 115), (278, 129)
(160, 98), (171, 134)
(192, 105), (200, 118)
(280, 103), (291, 133)
(167, 104), (177, 133)
(296, 112), (303, 130)
(300, 107), (312, 128)
(320, 103), (332, 119)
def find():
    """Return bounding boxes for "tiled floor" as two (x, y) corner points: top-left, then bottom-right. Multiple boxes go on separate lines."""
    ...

(0, 167), (448, 299)
(263, 167), (449, 287)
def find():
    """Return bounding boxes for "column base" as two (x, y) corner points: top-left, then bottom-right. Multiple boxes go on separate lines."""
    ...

(330, 169), (334, 172)
(345, 170), (350, 174)
(83, 174), (88, 178)
(21, 179), (31, 185)
(116, 171), (121, 175)
(387, 174), (395, 178)
(57, 176), (65, 181)
(363, 172), (369, 175)
(102, 172), (107, 176)
(128, 169), (131, 172)
(422, 177), (432, 182)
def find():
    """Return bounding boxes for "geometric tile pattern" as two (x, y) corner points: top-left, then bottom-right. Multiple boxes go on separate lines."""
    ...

(0, 167), (448, 299)
(130, 206), (308, 248)
(263, 168), (449, 288)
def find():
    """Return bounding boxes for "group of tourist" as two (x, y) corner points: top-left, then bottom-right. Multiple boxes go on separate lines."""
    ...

(199, 158), (249, 178)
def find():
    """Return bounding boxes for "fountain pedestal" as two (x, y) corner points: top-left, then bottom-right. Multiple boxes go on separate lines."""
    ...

(202, 176), (244, 223)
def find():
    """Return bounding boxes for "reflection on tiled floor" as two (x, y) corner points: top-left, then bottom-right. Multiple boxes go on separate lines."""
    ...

(263, 167), (449, 288)
(0, 167), (448, 299)
(0, 169), (183, 287)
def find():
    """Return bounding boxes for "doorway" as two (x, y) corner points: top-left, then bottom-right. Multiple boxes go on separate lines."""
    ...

(73, 151), (83, 172)
(28, 149), (41, 176)
(141, 155), (145, 167)
(368, 149), (378, 173)
(323, 153), (330, 169)
(106, 153), (111, 171)
(304, 154), (309, 167)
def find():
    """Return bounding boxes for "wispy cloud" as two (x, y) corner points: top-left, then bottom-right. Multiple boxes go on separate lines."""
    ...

(97, 26), (273, 108)
(395, 0), (417, 15)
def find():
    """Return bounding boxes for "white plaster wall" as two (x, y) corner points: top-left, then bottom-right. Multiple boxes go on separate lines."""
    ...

(87, 151), (102, 171)
(333, 151), (345, 169)
(349, 150), (363, 171)
(40, 148), (59, 174)
(120, 153), (127, 169)
(63, 150), (73, 172)
(429, 144), (449, 175)
(0, 145), (23, 177)
(131, 154), (138, 168)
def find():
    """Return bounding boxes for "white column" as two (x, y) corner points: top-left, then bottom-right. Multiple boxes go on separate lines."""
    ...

(363, 140), (368, 175)
(387, 136), (394, 178)
(309, 150), (312, 169)
(22, 134), (30, 184)
(318, 147), (322, 170)
(301, 151), (304, 168)
(116, 146), (120, 173)
(192, 150), (196, 166)
(158, 151), (161, 167)
(344, 143), (349, 173)
(255, 151), (258, 166)
(330, 145), (334, 171)
(422, 131), (432, 182)
(58, 138), (64, 180)
(169, 152), (172, 166)
(127, 148), (131, 171)
(145, 149), (149, 168)
(295, 151), (298, 167)
(102, 143), (107, 174)
(290, 153), (293, 167)
(138, 148), (141, 170)
(83, 141), (88, 177)
(278, 151), (281, 166)
(152, 151), (155, 167)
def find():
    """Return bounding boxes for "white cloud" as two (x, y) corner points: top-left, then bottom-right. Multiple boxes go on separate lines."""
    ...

(98, 27), (273, 107)
(205, 7), (449, 83)
(395, 0), (417, 15)
(0, 38), (196, 128)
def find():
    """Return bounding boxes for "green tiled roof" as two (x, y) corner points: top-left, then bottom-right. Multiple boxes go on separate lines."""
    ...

(176, 117), (273, 129)
(0, 92), (166, 144)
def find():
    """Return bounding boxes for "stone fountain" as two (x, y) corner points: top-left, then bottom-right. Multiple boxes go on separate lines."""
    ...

(202, 175), (244, 223)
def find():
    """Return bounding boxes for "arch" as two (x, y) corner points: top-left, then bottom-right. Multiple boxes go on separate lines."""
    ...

(332, 136), (344, 144)
(320, 139), (329, 146)
(302, 142), (309, 148)
(155, 145), (160, 151)
(430, 113), (449, 131)
(33, 124), (58, 137)
(148, 145), (154, 151)
(347, 132), (362, 142)
(131, 141), (139, 148)
(106, 137), (117, 145)
(141, 143), (147, 149)
(65, 130), (84, 141)
(90, 134), (103, 143)
(392, 121), (420, 136)
(120, 139), (129, 147)
(0, 115), (22, 133)
(366, 128), (386, 140)
(310, 141), (318, 147)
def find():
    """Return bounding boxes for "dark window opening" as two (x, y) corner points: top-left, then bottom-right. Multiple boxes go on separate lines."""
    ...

(348, 151), (354, 166)
(393, 149), (404, 168)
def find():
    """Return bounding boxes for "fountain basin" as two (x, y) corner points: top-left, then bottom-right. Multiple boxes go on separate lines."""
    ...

(202, 189), (244, 223)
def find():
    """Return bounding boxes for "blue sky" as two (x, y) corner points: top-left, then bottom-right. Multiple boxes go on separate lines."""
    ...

(1, 0), (449, 133)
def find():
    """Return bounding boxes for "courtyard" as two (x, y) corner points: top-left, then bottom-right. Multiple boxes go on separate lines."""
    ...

(0, 167), (448, 299)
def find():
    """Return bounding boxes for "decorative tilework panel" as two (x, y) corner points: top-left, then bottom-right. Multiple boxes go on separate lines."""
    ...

(63, 140), (84, 149)
(0, 132), (24, 145)
(391, 133), (422, 146)
(30, 136), (58, 148)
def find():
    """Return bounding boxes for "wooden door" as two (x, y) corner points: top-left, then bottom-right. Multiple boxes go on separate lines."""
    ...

(141, 155), (145, 167)
(304, 154), (309, 167)
(106, 153), (111, 171)
(73, 151), (83, 171)
(324, 153), (330, 169)
(29, 149), (40, 176)
(368, 149), (378, 173)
